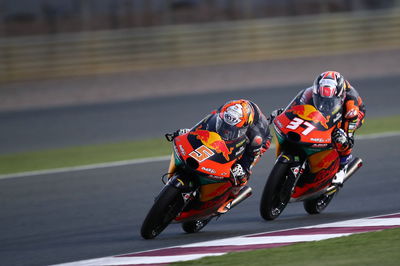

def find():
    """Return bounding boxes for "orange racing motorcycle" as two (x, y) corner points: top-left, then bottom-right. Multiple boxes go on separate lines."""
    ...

(141, 117), (252, 239)
(259, 100), (363, 220)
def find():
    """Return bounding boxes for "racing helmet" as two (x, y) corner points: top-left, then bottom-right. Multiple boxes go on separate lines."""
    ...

(312, 71), (345, 114)
(216, 100), (255, 140)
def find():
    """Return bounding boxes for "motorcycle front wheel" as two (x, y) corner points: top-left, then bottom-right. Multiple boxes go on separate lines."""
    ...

(140, 184), (184, 239)
(259, 162), (290, 221)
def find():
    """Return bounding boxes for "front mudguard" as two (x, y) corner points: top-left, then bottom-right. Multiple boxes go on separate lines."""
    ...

(167, 173), (195, 192)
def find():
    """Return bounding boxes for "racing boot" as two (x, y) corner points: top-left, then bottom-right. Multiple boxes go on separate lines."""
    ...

(332, 154), (353, 186)
(217, 186), (253, 214)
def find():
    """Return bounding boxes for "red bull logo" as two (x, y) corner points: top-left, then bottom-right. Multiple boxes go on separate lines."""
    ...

(288, 105), (330, 129)
(190, 127), (233, 161)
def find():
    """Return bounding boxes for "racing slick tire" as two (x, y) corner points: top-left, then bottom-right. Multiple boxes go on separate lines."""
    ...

(303, 193), (335, 215)
(140, 184), (184, 239)
(259, 162), (290, 221)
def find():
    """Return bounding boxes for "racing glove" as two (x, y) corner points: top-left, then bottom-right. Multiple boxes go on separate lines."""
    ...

(332, 128), (351, 151)
(269, 108), (284, 122)
(175, 128), (190, 136)
(231, 163), (248, 186)
(165, 128), (190, 141)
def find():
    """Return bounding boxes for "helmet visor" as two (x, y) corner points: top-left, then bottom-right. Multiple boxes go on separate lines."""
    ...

(216, 116), (247, 140)
(312, 93), (342, 115)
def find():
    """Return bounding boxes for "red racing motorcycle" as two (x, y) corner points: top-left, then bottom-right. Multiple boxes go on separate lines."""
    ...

(141, 118), (252, 239)
(259, 102), (363, 220)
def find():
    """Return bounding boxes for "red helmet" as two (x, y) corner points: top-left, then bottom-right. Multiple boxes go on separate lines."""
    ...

(312, 71), (345, 114)
(216, 100), (254, 140)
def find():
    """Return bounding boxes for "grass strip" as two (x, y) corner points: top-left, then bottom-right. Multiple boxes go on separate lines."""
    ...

(172, 227), (400, 266)
(0, 138), (171, 175)
(1, 114), (400, 175)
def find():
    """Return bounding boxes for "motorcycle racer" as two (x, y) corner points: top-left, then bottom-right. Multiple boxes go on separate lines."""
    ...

(273, 71), (365, 185)
(169, 99), (272, 209)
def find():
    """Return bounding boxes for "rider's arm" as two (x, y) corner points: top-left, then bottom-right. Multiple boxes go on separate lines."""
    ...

(237, 113), (272, 175)
(342, 86), (365, 138)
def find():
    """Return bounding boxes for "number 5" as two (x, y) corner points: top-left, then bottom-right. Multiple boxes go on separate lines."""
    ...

(189, 145), (215, 162)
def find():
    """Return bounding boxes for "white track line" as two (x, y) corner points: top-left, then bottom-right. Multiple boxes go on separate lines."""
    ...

(1, 131), (400, 180)
(53, 212), (400, 266)
(0, 155), (169, 180)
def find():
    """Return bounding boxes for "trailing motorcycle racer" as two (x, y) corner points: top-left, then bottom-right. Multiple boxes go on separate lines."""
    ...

(272, 71), (366, 185)
(168, 99), (272, 212)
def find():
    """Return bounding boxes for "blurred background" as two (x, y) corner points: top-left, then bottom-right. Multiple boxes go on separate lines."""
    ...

(0, 0), (400, 112)
(1, 0), (398, 36)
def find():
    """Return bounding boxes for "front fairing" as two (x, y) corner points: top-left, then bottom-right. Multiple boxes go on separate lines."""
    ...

(172, 120), (248, 179)
(272, 103), (342, 199)
(274, 104), (342, 156)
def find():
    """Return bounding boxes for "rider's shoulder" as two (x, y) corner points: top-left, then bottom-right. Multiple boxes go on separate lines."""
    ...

(344, 80), (358, 93)
(344, 81), (360, 99)
(298, 87), (313, 104)
(248, 101), (264, 119)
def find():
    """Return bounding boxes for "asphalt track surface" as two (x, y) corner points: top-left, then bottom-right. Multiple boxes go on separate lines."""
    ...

(1, 75), (400, 154)
(1, 76), (400, 266)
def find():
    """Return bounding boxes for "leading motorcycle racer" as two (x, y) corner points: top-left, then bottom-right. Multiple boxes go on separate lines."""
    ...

(273, 71), (366, 185)
(169, 99), (272, 213)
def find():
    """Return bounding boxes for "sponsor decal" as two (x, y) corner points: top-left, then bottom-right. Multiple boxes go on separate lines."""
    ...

(287, 105), (330, 129)
(236, 138), (247, 148)
(311, 138), (325, 142)
(201, 166), (216, 174)
(181, 192), (192, 202)
(178, 145), (186, 156)
(333, 112), (342, 123)
(291, 166), (300, 176)
(190, 127), (233, 161)
(345, 109), (358, 119)
(235, 146), (245, 156)
(311, 143), (328, 148)
(274, 119), (283, 129)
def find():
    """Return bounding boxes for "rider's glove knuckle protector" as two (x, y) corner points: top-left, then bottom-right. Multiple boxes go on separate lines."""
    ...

(231, 163), (247, 185)
(269, 108), (284, 122)
(332, 128), (349, 150)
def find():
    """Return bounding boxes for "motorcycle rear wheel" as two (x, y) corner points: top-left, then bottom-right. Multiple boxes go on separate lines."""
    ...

(140, 184), (184, 239)
(259, 162), (290, 221)
(303, 193), (335, 214)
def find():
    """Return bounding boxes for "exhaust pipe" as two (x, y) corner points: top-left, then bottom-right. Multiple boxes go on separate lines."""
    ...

(230, 186), (253, 209)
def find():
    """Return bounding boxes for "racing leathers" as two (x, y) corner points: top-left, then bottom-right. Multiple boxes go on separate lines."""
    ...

(227, 101), (272, 185)
(172, 100), (272, 186)
(284, 81), (366, 177)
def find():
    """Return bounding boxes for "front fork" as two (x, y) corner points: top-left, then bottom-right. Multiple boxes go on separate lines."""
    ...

(167, 153), (177, 178)
(163, 168), (200, 217)
(277, 153), (306, 203)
